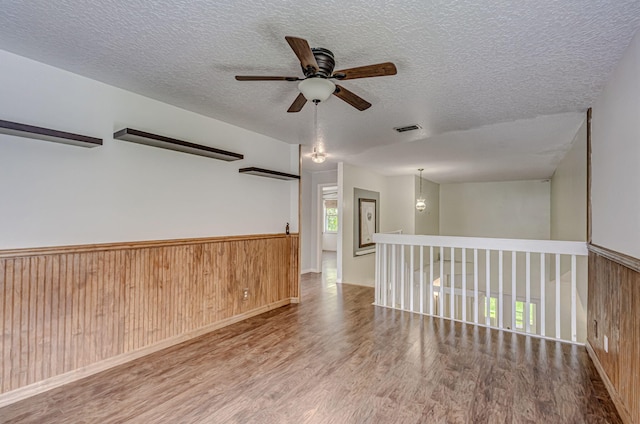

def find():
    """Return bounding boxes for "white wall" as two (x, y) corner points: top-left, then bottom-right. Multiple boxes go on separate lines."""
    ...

(591, 29), (640, 259)
(551, 118), (587, 241)
(440, 180), (551, 239)
(379, 174), (439, 236)
(383, 175), (416, 234)
(0, 50), (298, 249)
(549, 119), (588, 341)
(339, 165), (419, 286)
(415, 176), (440, 235)
(322, 233), (337, 251)
(339, 163), (387, 286)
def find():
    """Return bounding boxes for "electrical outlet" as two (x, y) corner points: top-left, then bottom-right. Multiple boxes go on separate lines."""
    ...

(604, 335), (609, 353)
(242, 288), (249, 301)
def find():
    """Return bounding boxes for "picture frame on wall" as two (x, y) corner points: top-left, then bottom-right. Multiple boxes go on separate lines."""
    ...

(358, 198), (377, 248)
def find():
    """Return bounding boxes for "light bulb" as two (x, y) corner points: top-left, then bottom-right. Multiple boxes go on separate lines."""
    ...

(311, 149), (326, 163)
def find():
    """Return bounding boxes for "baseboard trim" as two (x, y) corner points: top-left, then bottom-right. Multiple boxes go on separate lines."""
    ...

(301, 268), (320, 274)
(586, 341), (632, 424)
(343, 281), (375, 288)
(0, 298), (291, 408)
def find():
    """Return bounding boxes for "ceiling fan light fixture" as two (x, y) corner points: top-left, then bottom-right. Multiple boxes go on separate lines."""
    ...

(298, 78), (336, 102)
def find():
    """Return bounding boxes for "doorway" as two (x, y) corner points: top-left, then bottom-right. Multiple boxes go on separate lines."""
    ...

(317, 184), (338, 278)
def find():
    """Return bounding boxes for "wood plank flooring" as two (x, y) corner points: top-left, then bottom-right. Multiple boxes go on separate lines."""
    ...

(0, 256), (621, 423)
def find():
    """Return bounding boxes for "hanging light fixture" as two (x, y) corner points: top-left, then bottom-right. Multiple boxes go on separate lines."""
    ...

(416, 168), (426, 212)
(310, 101), (327, 164)
(311, 146), (326, 163)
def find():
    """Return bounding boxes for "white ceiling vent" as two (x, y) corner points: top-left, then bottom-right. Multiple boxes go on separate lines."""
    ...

(394, 124), (421, 133)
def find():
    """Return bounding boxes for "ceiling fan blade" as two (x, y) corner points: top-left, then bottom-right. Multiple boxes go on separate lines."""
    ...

(333, 85), (371, 111)
(287, 93), (307, 113)
(235, 76), (300, 81)
(285, 36), (319, 72)
(333, 62), (397, 80)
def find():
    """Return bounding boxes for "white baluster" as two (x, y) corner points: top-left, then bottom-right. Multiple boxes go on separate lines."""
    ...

(439, 246), (444, 316)
(555, 253), (560, 339)
(420, 246), (424, 314)
(474, 248), (479, 324)
(512, 251), (516, 331)
(410, 246), (414, 312)
(462, 249), (467, 322)
(525, 252), (531, 334)
(391, 244), (396, 308)
(571, 254), (577, 342)
(382, 244), (388, 307)
(450, 247), (455, 320)
(400, 245), (405, 310)
(498, 250), (503, 329)
(540, 253), (545, 337)
(375, 244), (380, 304)
(486, 249), (491, 326)
(429, 246), (434, 316)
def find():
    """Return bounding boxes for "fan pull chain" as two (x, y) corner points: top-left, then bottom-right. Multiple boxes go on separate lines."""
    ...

(314, 101), (319, 145)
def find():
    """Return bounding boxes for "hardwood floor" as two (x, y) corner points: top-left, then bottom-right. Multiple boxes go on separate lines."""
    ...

(0, 262), (620, 423)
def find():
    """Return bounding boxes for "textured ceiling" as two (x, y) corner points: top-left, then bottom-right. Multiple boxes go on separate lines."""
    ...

(349, 112), (586, 183)
(1, 0), (639, 181)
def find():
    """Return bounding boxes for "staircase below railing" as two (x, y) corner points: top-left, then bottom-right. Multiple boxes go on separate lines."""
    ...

(373, 234), (588, 344)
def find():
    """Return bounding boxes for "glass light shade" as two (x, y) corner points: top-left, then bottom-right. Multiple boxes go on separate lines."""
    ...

(311, 150), (327, 163)
(415, 197), (426, 212)
(298, 78), (336, 102)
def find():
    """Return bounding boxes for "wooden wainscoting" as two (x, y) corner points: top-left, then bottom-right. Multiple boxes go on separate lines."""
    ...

(587, 245), (640, 424)
(0, 233), (299, 405)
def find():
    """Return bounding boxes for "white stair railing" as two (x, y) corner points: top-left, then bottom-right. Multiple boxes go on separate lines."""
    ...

(373, 234), (588, 344)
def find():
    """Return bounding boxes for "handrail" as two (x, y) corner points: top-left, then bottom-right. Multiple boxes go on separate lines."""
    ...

(373, 233), (587, 256)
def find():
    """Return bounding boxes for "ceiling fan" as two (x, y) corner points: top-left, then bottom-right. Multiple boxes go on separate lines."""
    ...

(235, 36), (397, 112)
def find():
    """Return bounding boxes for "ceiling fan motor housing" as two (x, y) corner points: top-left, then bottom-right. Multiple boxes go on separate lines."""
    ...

(304, 47), (335, 77)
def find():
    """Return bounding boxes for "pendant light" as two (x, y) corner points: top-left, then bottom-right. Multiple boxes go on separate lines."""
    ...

(310, 101), (327, 163)
(416, 168), (426, 212)
(311, 146), (326, 163)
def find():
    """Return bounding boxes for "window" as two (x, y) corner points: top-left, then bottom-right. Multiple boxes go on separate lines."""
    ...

(489, 297), (498, 324)
(486, 297), (536, 333)
(515, 301), (536, 332)
(324, 199), (338, 233)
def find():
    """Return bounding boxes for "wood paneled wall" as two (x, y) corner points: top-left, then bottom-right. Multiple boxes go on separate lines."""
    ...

(0, 233), (299, 401)
(587, 245), (640, 424)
